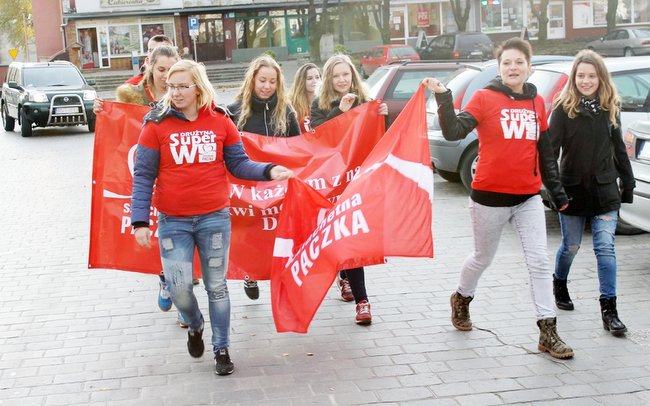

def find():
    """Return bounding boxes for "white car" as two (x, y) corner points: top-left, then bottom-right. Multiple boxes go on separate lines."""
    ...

(620, 120), (650, 232)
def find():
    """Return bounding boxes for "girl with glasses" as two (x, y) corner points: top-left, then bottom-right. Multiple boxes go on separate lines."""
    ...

(130, 59), (293, 375)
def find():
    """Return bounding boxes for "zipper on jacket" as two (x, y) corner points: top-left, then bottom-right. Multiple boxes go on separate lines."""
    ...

(264, 102), (270, 136)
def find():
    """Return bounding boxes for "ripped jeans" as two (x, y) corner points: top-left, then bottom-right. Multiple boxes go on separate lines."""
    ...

(158, 208), (231, 351)
(554, 210), (618, 298)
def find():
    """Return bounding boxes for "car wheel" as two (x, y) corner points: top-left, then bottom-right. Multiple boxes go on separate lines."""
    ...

(436, 169), (461, 183)
(2, 103), (15, 131)
(87, 117), (96, 133)
(615, 217), (646, 235)
(459, 143), (478, 191)
(20, 110), (33, 137)
(623, 48), (634, 57)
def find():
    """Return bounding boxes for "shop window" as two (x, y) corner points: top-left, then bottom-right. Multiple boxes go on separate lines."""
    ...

(408, 3), (441, 38)
(634, 0), (649, 23)
(482, 0), (523, 32)
(108, 25), (141, 56)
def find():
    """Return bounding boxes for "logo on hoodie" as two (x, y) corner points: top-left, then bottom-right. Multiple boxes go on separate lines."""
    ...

(500, 108), (538, 140)
(169, 130), (217, 164)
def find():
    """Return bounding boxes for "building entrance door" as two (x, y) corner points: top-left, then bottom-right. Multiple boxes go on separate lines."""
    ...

(548, 2), (565, 39)
(196, 15), (225, 62)
(286, 16), (309, 55)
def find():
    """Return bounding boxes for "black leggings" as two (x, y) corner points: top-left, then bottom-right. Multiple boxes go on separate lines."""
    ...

(339, 268), (367, 303)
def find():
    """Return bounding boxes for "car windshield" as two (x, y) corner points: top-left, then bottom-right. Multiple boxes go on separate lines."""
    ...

(632, 29), (650, 38)
(365, 67), (392, 98)
(390, 47), (416, 58)
(22, 67), (85, 87)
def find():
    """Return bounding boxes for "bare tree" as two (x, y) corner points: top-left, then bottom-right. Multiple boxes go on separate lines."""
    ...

(369, 0), (391, 44)
(0, 0), (33, 59)
(450, 0), (471, 32)
(606, 0), (618, 32)
(528, 0), (550, 43)
(308, 0), (330, 61)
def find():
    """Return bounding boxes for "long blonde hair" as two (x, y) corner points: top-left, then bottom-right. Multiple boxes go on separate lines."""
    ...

(234, 55), (290, 134)
(318, 54), (368, 111)
(142, 45), (180, 91)
(554, 49), (620, 126)
(159, 60), (216, 113)
(289, 62), (321, 124)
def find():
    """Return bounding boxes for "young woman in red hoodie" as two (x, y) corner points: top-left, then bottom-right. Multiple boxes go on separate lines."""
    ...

(425, 38), (573, 359)
(130, 60), (292, 375)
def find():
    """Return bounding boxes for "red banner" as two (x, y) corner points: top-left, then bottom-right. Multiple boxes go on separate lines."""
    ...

(88, 100), (386, 279)
(271, 86), (434, 333)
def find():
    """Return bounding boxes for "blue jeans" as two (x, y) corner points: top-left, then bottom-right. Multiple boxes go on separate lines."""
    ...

(554, 210), (618, 298)
(157, 208), (231, 352)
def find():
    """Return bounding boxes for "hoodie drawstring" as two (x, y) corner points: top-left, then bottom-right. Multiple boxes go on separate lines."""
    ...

(532, 97), (539, 177)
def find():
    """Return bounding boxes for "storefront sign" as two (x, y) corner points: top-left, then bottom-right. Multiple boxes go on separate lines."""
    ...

(183, 0), (285, 6)
(101, 0), (160, 7)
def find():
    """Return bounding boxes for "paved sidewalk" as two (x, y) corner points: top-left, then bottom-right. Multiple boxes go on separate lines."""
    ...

(0, 127), (649, 405)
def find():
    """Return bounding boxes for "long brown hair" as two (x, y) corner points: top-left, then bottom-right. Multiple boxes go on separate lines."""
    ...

(142, 45), (180, 91)
(234, 55), (290, 134)
(318, 54), (368, 111)
(289, 62), (321, 124)
(553, 49), (620, 126)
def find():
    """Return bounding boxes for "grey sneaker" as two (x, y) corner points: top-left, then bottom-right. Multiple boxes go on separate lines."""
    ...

(214, 348), (234, 375)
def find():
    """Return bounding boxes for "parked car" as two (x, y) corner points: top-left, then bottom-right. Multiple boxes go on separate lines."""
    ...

(427, 55), (574, 189)
(365, 60), (464, 127)
(418, 32), (493, 61)
(359, 44), (420, 78)
(587, 27), (650, 57)
(1, 61), (96, 137)
(619, 120), (650, 232)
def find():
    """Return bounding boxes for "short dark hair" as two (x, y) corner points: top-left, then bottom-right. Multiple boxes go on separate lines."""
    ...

(149, 34), (173, 46)
(496, 37), (532, 63)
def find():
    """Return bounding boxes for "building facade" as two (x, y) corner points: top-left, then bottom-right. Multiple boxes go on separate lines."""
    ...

(54, 0), (650, 71)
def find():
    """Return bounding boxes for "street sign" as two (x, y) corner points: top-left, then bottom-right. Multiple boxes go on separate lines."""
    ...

(9, 48), (19, 60)
(188, 16), (199, 38)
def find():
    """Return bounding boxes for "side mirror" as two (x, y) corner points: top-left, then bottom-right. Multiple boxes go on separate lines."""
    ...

(86, 79), (96, 86)
(8, 81), (21, 89)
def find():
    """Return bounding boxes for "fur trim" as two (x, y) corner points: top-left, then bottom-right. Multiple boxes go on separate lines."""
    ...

(116, 84), (147, 105)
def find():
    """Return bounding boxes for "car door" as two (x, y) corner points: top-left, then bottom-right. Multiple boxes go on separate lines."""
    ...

(599, 30), (621, 56)
(426, 36), (448, 60)
(3, 67), (20, 118)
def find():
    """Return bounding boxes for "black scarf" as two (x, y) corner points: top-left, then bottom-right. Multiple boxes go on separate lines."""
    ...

(580, 96), (601, 116)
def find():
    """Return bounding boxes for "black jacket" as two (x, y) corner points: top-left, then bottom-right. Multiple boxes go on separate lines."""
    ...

(228, 93), (300, 137)
(310, 97), (361, 128)
(549, 104), (635, 216)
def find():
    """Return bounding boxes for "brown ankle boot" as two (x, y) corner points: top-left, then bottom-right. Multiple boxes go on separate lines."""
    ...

(537, 318), (574, 359)
(450, 292), (473, 331)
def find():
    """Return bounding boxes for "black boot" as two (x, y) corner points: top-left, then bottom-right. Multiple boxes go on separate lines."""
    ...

(553, 276), (574, 310)
(599, 297), (627, 337)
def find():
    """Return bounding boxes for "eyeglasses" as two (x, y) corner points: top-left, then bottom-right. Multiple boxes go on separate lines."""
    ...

(166, 84), (197, 92)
